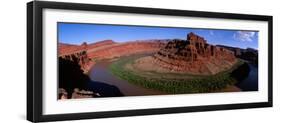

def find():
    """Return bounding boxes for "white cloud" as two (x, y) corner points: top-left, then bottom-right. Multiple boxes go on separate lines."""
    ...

(233, 31), (256, 42)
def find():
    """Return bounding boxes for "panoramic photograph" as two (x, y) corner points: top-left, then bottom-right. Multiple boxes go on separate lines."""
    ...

(58, 22), (259, 99)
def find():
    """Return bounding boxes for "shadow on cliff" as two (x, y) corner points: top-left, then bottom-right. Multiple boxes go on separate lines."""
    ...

(231, 62), (250, 81)
(85, 81), (124, 97)
(59, 56), (123, 98)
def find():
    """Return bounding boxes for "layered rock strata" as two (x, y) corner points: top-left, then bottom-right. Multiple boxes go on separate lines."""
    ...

(153, 32), (237, 75)
(59, 50), (94, 72)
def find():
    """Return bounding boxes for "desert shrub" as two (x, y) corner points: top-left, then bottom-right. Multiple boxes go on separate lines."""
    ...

(110, 57), (245, 94)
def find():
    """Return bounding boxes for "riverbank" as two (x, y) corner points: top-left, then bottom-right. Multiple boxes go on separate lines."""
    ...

(109, 54), (245, 94)
(89, 59), (166, 96)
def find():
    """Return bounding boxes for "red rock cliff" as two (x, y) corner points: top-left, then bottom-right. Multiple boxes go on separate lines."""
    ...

(153, 32), (237, 75)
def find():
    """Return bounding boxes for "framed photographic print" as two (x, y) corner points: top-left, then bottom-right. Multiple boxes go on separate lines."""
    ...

(27, 1), (273, 122)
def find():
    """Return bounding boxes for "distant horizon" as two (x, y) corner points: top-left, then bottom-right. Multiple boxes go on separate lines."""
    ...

(59, 38), (258, 50)
(58, 22), (259, 49)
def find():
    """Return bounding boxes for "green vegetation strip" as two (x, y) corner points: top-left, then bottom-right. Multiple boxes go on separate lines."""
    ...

(109, 57), (243, 94)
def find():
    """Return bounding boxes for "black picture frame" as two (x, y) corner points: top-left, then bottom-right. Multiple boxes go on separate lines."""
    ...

(27, 1), (273, 122)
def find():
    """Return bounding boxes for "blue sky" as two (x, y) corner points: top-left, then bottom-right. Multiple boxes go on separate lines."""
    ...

(58, 23), (258, 49)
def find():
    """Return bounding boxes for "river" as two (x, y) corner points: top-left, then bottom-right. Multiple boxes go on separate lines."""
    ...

(88, 60), (166, 96)
(235, 63), (258, 91)
(88, 59), (258, 97)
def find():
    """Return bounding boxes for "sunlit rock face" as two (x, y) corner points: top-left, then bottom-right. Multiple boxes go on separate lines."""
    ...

(59, 50), (93, 72)
(153, 32), (237, 75)
(58, 39), (170, 75)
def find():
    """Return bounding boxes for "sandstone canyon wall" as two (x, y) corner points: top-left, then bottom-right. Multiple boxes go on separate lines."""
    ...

(59, 39), (166, 72)
(153, 32), (237, 75)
